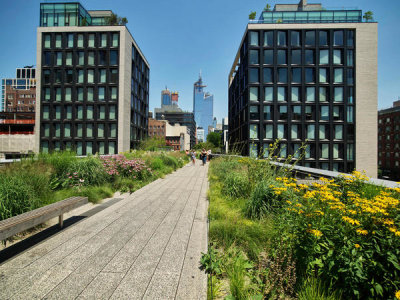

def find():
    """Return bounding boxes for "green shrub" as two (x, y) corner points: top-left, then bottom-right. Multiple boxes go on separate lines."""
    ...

(150, 157), (164, 170)
(246, 180), (282, 219)
(223, 172), (250, 198)
(160, 154), (179, 170)
(298, 277), (340, 300)
(210, 158), (241, 182)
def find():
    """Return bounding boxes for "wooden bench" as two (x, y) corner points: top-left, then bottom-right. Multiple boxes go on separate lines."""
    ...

(0, 196), (88, 242)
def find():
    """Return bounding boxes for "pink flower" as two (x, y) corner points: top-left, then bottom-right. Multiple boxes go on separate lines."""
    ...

(69, 176), (72, 179)
(79, 179), (85, 183)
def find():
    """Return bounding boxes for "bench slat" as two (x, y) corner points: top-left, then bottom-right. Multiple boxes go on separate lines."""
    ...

(0, 196), (88, 241)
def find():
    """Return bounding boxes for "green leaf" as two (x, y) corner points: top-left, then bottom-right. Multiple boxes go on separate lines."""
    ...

(374, 283), (383, 296)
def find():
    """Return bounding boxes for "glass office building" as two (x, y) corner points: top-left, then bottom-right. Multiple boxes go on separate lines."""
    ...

(193, 75), (214, 136)
(36, 2), (149, 155)
(228, 0), (378, 176)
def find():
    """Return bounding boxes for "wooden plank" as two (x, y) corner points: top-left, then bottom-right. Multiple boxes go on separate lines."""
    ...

(0, 197), (88, 241)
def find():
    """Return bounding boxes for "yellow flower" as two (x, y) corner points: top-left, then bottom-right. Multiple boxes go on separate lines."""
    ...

(396, 290), (400, 300)
(342, 216), (361, 226)
(355, 244), (361, 248)
(308, 229), (323, 237)
(395, 231), (400, 237)
(356, 229), (368, 235)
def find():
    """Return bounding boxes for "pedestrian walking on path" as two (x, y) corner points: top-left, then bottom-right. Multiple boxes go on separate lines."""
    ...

(191, 150), (196, 165)
(200, 148), (207, 166)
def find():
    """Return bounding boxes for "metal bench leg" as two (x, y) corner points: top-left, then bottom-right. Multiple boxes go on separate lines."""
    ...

(59, 214), (64, 228)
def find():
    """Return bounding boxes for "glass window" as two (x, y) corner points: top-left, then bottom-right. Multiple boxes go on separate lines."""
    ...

(279, 144), (287, 158)
(67, 34), (74, 47)
(44, 34), (51, 48)
(265, 124), (273, 139)
(277, 50), (286, 64)
(306, 87), (315, 102)
(99, 51), (106, 65)
(334, 87), (343, 102)
(347, 106), (354, 123)
(348, 87), (354, 103)
(86, 124), (93, 138)
(334, 31), (344, 46)
(319, 68), (328, 83)
(64, 124), (71, 137)
(54, 124), (61, 137)
(319, 31), (328, 46)
(264, 106), (272, 120)
(249, 143), (258, 158)
(250, 50), (259, 64)
(277, 31), (286, 46)
(65, 87), (71, 102)
(305, 31), (315, 46)
(347, 69), (354, 85)
(112, 33), (119, 47)
(250, 87), (258, 101)
(65, 52), (72, 66)
(98, 124), (104, 138)
(56, 52), (62, 66)
(347, 50), (354, 66)
(55, 70), (62, 83)
(305, 68), (314, 83)
(43, 124), (50, 137)
(347, 144), (354, 160)
(66, 70), (73, 83)
(291, 124), (299, 139)
(292, 68), (301, 83)
(110, 124), (117, 138)
(99, 106), (106, 119)
(110, 69), (118, 83)
(44, 88), (51, 101)
(277, 124), (286, 139)
(305, 50), (314, 64)
(264, 87), (273, 101)
(249, 124), (258, 139)
(101, 33), (107, 47)
(320, 106), (329, 120)
(41, 141), (49, 153)
(278, 68), (287, 83)
(98, 87), (105, 101)
(319, 87), (328, 102)
(263, 68), (273, 83)
(305, 106), (314, 120)
(99, 69), (106, 83)
(55, 34), (62, 48)
(320, 144), (329, 159)
(76, 70), (84, 84)
(77, 34), (84, 47)
(88, 70), (94, 83)
(111, 87), (117, 100)
(291, 49), (301, 64)
(75, 142), (82, 155)
(65, 106), (72, 119)
(76, 124), (83, 138)
(307, 124), (315, 139)
(264, 31), (273, 46)
(335, 125), (343, 139)
(55, 106), (61, 119)
(249, 31), (259, 46)
(264, 50), (273, 64)
(293, 144), (301, 158)
(291, 87), (300, 102)
(277, 87), (286, 101)
(109, 106), (116, 119)
(249, 106), (259, 121)
(333, 106), (342, 121)
(319, 50), (329, 64)
(77, 105), (83, 119)
(347, 30), (354, 47)
(88, 52), (95, 65)
(319, 124), (327, 139)
(55, 88), (61, 101)
(88, 34), (95, 47)
(43, 106), (49, 119)
(98, 142), (105, 155)
(86, 142), (93, 155)
(249, 68), (259, 83)
(291, 31), (300, 46)
(334, 68), (343, 83)
(278, 106), (288, 120)
(87, 106), (94, 119)
(333, 50), (342, 64)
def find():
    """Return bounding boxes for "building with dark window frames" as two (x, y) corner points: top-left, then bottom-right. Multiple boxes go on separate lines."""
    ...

(378, 100), (400, 180)
(35, 2), (149, 155)
(228, 0), (377, 177)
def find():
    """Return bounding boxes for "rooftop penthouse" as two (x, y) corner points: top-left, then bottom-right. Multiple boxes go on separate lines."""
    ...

(40, 2), (115, 27)
(255, 0), (362, 24)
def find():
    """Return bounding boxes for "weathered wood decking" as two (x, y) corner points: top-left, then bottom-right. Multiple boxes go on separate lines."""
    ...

(0, 162), (208, 299)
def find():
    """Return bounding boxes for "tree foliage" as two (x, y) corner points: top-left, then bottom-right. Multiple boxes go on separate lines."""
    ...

(363, 11), (373, 22)
(207, 132), (222, 148)
(105, 13), (128, 26)
(249, 11), (257, 20)
(139, 136), (168, 151)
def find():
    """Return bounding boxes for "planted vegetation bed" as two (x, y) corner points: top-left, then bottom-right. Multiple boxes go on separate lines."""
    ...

(0, 150), (189, 222)
(203, 156), (400, 300)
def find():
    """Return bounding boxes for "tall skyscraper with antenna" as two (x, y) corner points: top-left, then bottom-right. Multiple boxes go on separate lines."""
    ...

(193, 73), (213, 136)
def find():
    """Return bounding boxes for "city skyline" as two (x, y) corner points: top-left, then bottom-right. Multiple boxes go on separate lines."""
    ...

(0, 0), (399, 121)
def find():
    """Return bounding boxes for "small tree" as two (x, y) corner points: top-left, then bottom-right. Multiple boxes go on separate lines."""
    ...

(207, 132), (222, 148)
(249, 11), (257, 20)
(105, 13), (128, 25)
(363, 11), (373, 22)
(264, 4), (271, 11)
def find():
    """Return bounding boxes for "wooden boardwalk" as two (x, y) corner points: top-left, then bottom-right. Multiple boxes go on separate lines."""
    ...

(0, 162), (209, 299)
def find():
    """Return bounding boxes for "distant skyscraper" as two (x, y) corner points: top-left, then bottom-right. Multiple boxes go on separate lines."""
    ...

(161, 87), (171, 106)
(193, 74), (213, 135)
(171, 92), (179, 106)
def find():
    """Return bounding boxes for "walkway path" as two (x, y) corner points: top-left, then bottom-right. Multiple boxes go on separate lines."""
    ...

(0, 162), (209, 299)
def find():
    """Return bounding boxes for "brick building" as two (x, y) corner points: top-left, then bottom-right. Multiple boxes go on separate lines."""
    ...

(378, 100), (400, 180)
(148, 118), (166, 138)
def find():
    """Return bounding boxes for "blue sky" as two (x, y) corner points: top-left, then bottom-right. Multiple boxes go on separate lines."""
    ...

(0, 0), (399, 122)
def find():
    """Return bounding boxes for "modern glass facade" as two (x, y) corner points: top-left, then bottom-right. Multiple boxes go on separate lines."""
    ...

(259, 10), (362, 24)
(40, 3), (93, 27)
(229, 28), (356, 172)
(193, 76), (214, 135)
